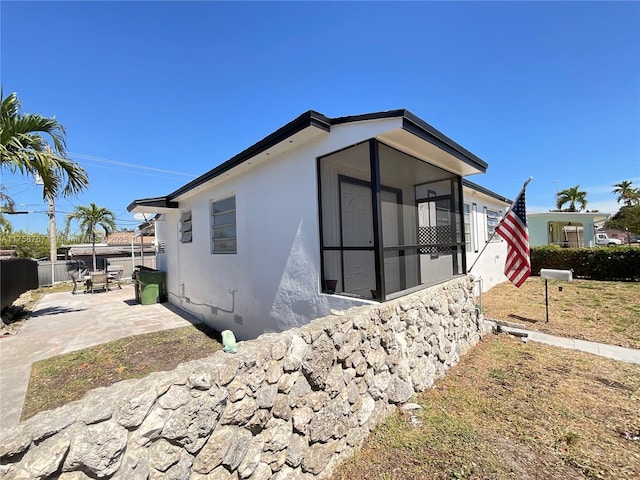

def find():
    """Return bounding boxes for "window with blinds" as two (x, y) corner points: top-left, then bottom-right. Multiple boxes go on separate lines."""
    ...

(211, 196), (236, 253)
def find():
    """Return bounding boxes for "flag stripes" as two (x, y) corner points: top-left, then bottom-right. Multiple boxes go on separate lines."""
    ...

(496, 188), (530, 287)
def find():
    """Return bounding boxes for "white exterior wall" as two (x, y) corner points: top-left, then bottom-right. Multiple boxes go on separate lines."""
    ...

(463, 187), (509, 293)
(162, 119), (403, 340)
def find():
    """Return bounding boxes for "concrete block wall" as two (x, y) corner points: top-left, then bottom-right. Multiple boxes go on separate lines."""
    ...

(0, 276), (488, 479)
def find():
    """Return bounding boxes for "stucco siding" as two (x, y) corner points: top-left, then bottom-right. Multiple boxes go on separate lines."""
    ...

(162, 120), (405, 339)
(463, 186), (509, 292)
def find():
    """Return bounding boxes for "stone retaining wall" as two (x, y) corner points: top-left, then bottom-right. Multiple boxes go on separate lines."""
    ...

(0, 277), (488, 479)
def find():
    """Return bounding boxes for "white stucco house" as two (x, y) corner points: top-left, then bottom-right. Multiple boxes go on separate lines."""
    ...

(129, 109), (510, 340)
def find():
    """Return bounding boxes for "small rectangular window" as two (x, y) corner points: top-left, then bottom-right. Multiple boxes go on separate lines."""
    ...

(472, 203), (479, 252)
(463, 203), (472, 251)
(211, 196), (236, 253)
(180, 210), (192, 243)
(486, 208), (501, 243)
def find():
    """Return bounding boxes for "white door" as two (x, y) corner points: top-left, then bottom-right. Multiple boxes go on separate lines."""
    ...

(341, 181), (375, 297)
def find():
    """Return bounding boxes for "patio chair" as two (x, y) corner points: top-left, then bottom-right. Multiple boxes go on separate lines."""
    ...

(89, 271), (110, 294)
(107, 265), (124, 289)
(69, 268), (89, 294)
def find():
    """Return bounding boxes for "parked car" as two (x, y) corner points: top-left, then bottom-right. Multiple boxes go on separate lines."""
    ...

(630, 235), (640, 244)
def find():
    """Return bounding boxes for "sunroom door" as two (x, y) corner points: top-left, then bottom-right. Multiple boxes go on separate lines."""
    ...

(340, 180), (375, 298)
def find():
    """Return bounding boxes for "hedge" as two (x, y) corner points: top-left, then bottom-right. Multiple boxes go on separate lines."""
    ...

(530, 245), (640, 281)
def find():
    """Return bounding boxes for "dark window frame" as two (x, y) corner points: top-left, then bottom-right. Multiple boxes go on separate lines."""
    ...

(318, 139), (466, 302)
(211, 195), (237, 254)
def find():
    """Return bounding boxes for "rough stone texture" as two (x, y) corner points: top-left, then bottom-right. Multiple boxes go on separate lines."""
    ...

(13, 433), (70, 479)
(0, 277), (486, 480)
(301, 440), (337, 475)
(115, 381), (159, 428)
(149, 438), (183, 472)
(63, 422), (128, 477)
(301, 333), (336, 389)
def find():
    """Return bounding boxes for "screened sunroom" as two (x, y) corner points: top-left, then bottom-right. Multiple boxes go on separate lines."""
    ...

(318, 138), (467, 301)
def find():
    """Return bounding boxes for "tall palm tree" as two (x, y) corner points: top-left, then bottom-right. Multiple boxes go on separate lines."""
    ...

(0, 91), (89, 199)
(65, 203), (117, 271)
(612, 180), (636, 206)
(556, 185), (588, 212)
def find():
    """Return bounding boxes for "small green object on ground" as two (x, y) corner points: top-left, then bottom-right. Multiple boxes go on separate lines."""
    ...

(222, 329), (238, 353)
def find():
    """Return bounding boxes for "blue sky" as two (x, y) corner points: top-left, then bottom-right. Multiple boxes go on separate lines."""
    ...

(2, 1), (639, 234)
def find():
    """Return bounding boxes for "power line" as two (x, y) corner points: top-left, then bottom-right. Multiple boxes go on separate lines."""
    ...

(75, 161), (193, 181)
(68, 152), (197, 178)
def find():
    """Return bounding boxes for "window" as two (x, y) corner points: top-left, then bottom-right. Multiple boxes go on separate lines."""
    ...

(485, 208), (501, 242)
(180, 210), (192, 243)
(463, 203), (472, 251)
(211, 196), (236, 253)
(472, 203), (479, 252)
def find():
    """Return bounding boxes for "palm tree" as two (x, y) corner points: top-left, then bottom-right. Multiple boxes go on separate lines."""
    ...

(0, 91), (89, 199)
(612, 181), (637, 206)
(556, 185), (588, 212)
(0, 185), (14, 233)
(65, 203), (117, 271)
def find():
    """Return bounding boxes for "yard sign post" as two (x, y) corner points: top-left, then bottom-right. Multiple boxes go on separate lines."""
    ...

(539, 269), (573, 322)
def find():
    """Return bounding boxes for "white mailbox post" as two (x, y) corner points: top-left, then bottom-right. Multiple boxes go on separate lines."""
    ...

(540, 269), (573, 323)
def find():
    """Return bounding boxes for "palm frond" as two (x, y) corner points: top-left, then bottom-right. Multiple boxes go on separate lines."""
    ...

(1, 92), (88, 198)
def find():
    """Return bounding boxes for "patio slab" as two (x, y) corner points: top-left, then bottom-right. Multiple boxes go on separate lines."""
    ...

(0, 284), (199, 429)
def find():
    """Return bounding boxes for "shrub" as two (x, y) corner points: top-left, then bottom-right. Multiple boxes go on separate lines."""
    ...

(530, 246), (640, 281)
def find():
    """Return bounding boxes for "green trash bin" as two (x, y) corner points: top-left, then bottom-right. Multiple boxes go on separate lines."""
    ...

(137, 270), (165, 305)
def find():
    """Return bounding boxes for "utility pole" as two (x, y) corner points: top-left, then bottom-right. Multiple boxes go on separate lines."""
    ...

(48, 194), (57, 284)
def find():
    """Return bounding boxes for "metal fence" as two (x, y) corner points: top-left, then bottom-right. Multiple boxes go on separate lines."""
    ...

(37, 256), (157, 286)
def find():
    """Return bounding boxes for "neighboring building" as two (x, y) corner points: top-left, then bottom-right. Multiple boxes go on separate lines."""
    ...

(60, 230), (156, 270)
(129, 109), (509, 340)
(105, 230), (155, 248)
(527, 212), (610, 248)
(0, 249), (17, 259)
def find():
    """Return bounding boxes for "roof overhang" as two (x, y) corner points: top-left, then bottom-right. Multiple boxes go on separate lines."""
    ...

(528, 212), (611, 223)
(169, 111), (331, 202)
(462, 179), (511, 205)
(128, 108), (488, 212)
(378, 112), (487, 177)
(127, 197), (178, 214)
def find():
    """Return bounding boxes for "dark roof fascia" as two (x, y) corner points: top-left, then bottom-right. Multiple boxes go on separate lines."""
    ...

(330, 109), (408, 125)
(332, 109), (488, 173)
(139, 108), (488, 205)
(126, 197), (179, 212)
(463, 179), (512, 204)
(401, 111), (488, 173)
(167, 110), (331, 200)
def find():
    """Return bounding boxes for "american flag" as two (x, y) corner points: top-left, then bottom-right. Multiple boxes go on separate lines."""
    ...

(496, 188), (530, 287)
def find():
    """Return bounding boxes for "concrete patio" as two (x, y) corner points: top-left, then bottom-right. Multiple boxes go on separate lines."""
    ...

(0, 284), (200, 429)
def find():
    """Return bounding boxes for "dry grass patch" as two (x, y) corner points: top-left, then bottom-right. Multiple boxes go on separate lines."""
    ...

(333, 335), (640, 480)
(21, 324), (222, 421)
(482, 278), (640, 348)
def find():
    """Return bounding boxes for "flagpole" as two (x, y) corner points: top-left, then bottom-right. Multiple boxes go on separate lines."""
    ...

(468, 176), (533, 274)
